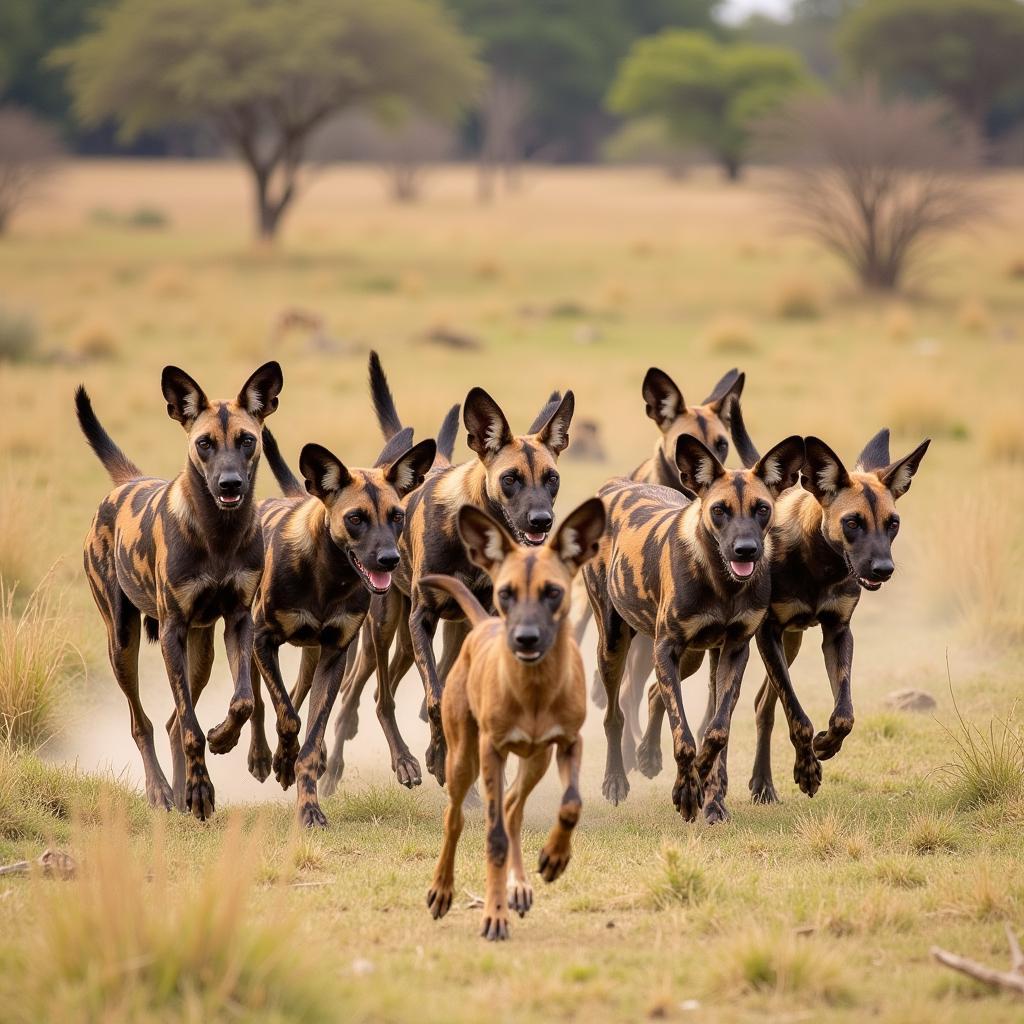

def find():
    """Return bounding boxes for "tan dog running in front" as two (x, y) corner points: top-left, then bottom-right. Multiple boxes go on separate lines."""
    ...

(422, 497), (606, 941)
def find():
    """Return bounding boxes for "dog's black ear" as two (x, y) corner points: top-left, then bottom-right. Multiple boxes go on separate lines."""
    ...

(550, 497), (605, 575)
(855, 428), (891, 472)
(704, 369), (745, 426)
(802, 437), (851, 504)
(753, 435), (804, 498)
(385, 439), (436, 498)
(299, 443), (352, 501)
(238, 361), (283, 422)
(161, 366), (209, 427)
(642, 368), (685, 432)
(457, 505), (517, 574)
(878, 438), (930, 500)
(674, 434), (726, 495)
(464, 387), (513, 459)
(536, 390), (574, 454)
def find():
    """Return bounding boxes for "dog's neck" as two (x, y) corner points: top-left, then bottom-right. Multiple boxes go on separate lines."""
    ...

(303, 500), (358, 581)
(178, 459), (259, 552)
(776, 492), (848, 585)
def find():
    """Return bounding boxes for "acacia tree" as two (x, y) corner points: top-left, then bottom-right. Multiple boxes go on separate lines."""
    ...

(608, 31), (812, 180)
(760, 87), (989, 290)
(840, 0), (1024, 134)
(56, 0), (480, 240)
(0, 107), (62, 234)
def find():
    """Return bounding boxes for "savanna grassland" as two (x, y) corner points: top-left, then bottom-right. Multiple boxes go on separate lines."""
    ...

(1, 161), (1024, 1023)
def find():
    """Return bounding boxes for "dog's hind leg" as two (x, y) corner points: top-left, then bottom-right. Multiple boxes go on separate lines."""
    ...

(247, 656), (273, 782)
(620, 635), (654, 774)
(813, 622), (855, 760)
(594, 606), (635, 805)
(749, 628), (804, 803)
(539, 736), (582, 884)
(409, 597), (446, 785)
(289, 646), (320, 713)
(207, 609), (257, 755)
(167, 625), (215, 810)
(375, 608), (423, 791)
(503, 747), (553, 917)
(479, 737), (510, 941)
(418, 618), (467, 722)
(253, 633), (302, 790)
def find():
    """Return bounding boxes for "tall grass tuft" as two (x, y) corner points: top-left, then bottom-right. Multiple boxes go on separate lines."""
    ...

(0, 479), (37, 589)
(1, 803), (341, 1023)
(646, 839), (709, 909)
(0, 576), (79, 750)
(0, 305), (37, 362)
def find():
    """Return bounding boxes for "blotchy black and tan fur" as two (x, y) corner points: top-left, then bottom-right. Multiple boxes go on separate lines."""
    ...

(76, 362), (284, 820)
(322, 354), (576, 791)
(423, 498), (605, 940)
(744, 429), (930, 803)
(583, 432), (805, 822)
(247, 430), (435, 827)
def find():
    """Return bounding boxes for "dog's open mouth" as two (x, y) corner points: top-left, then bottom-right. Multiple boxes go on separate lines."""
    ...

(499, 506), (548, 547)
(216, 493), (243, 510)
(729, 560), (755, 580)
(350, 553), (392, 594)
(514, 650), (543, 663)
(857, 576), (883, 592)
(524, 532), (547, 546)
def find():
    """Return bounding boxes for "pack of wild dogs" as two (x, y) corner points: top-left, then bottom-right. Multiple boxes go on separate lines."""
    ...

(75, 354), (929, 940)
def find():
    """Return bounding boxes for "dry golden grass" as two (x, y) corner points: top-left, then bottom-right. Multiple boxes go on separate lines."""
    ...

(704, 313), (757, 354)
(67, 316), (121, 360)
(773, 275), (823, 319)
(982, 411), (1024, 464)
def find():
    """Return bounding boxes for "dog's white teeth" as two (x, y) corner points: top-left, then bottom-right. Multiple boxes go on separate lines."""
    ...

(525, 532), (546, 544)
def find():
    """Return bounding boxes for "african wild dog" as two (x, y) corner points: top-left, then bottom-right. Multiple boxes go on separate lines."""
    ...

(423, 498), (605, 940)
(246, 429), (435, 827)
(582, 433), (805, 822)
(328, 354), (576, 790)
(76, 362), (284, 820)
(743, 429), (930, 804)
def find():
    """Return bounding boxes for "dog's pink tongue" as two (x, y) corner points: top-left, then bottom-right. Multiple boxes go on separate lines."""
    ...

(526, 532), (546, 544)
(730, 560), (755, 578)
(369, 570), (392, 590)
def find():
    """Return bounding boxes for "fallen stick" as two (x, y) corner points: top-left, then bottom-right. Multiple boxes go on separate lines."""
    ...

(931, 925), (1024, 995)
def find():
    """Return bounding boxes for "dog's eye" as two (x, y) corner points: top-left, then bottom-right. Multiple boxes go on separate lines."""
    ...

(497, 586), (515, 609)
(542, 584), (563, 603)
(545, 471), (560, 491)
(501, 473), (519, 492)
(888, 516), (900, 533)
(710, 505), (727, 521)
(196, 437), (212, 451)
(755, 503), (771, 520)
(347, 512), (364, 527)
(716, 439), (728, 455)
(843, 517), (860, 533)
(391, 509), (405, 524)
(240, 436), (255, 450)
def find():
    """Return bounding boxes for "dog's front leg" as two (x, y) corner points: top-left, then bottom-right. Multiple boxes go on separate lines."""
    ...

(207, 608), (256, 755)
(253, 632), (301, 789)
(294, 644), (348, 828)
(653, 639), (701, 821)
(695, 640), (750, 823)
(756, 624), (819, 796)
(408, 596), (445, 785)
(479, 738), (510, 940)
(814, 621), (855, 759)
(159, 617), (214, 820)
(247, 656), (273, 783)
(539, 736), (582, 883)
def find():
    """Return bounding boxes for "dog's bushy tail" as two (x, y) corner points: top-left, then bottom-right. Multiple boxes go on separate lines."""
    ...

(260, 427), (305, 498)
(420, 574), (490, 628)
(368, 351), (403, 440)
(75, 386), (144, 485)
(436, 404), (460, 462)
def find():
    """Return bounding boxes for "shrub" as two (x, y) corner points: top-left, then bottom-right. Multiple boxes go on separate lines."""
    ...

(773, 277), (822, 319)
(704, 314), (756, 354)
(0, 305), (37, 363)
(68, 317), (120, 360)
(126, 204), (169, 228)
(957, 296), (992, 335)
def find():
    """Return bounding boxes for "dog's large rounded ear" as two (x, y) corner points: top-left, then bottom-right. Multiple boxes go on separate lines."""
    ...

(674, 434), (726, 495)
(878, 438), (930, 500)
(753, 435), (804, 498)
(457, 505), (517, 574)
(238, 361), (283, 422)
(642, 368), (685, 432)
(550, 497), (605, 575)
(536, 390), (575, 455)
(703, 368), (745, 425)
(855, 428), (891, 473)
(386, 439), (436, 498)
(161, 366), (209, 427)
(464, 387), (513, 460)
(802, 437), (851, 504)
(299, 443), (351, 502)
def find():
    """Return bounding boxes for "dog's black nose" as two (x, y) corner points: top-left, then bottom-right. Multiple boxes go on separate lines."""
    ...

(870, 559), (894, 582)
(377, 549), (400, 572)
(218, 475), (243, 497)
(527, 510), (552, 533)
(513, 626), (540, 650)
(733, 540), (758, 560)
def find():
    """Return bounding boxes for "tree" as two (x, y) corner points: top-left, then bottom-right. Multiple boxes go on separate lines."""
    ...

(759, 87), (989, 290)
(609, 31), (813, 180)
(840, 0), (1024, 134)
(55, 0), (480, 240)
(0, 107), (62, 234)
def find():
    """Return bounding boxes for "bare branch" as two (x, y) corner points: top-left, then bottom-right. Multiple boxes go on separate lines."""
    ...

(931, 928), (1024, 996)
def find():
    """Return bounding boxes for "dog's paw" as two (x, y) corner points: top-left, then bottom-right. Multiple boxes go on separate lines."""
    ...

(538, 840), (572, 883)
(749, 774), (779, 804)
(273, 741), (298, 791)
(184, 762), (215, 821)
(703, 796), (730, 824)
(319, 761), (342, 798)
(794, 747), (822, 797)
(480, 912), (510, 941)
(297, 801), (328, 830)
(602, 770), (630, 806)
(393, 751), (422, 789)
(425, 735), (447, 787)
(812, 720), (852, 761)
(207, 700), (253, 755)
(426, 882), (454, 920)
(636, 738), (663, 779)
(145, 776), (175, 812)
(247, 740), (272, 784)
(672, 767), (703, 822)
(508, 878), (534, 917)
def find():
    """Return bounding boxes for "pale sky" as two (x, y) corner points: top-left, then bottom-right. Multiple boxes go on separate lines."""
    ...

(719, 0), (793, 23)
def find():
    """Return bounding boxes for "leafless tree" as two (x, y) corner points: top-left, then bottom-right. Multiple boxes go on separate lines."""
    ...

(759, 86), (990, 290)
(477, 75), (529, 203)
(0, 108), (62, 235)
